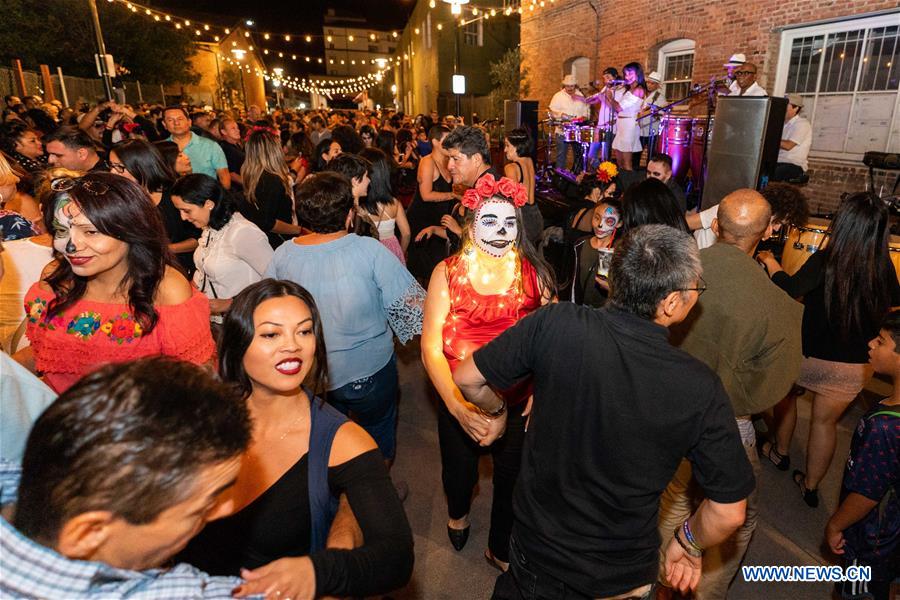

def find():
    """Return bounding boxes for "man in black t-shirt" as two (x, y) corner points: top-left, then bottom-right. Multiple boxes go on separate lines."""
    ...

(218, 118), (245, 189)
(454, 224), (754, 599)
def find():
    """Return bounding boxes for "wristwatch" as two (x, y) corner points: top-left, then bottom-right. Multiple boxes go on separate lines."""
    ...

(479, 398), (507, 418)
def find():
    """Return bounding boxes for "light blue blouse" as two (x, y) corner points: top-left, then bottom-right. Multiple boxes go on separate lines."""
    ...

(265, 234), (424, 389)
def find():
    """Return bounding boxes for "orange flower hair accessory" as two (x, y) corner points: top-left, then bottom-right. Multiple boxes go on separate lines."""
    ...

(461, 174), (528, 211)
(597, 161), (618, 183)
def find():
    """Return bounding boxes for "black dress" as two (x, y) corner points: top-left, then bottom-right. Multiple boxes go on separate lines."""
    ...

(406, 169), (454, 280)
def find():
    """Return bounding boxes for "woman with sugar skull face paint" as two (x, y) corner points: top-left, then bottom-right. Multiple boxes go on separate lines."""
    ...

(572, 200), (622, 307)
(421, 174), (556, 571)
(15, 172), (216, 392)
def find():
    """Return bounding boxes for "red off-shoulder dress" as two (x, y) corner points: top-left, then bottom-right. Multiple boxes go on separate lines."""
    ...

(24, 282), (216, 393)
(441, 254), (543, 405)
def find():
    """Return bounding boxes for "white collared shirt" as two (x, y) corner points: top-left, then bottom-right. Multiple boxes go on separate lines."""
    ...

(549, 89), (590, 135)
(727, 80), (767, 97)
(778, 115), (812, 171)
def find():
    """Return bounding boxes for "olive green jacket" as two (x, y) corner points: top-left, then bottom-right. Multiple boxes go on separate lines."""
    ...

(671, 242), (804, 416)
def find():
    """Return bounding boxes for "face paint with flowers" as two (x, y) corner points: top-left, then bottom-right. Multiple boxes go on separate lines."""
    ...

(52, 197), (81, 255)
(472, 199), (517, 258)
(594, 205), (620, 239)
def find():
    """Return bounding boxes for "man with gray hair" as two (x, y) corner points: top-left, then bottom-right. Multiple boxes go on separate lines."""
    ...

(453, 225), (754, 600)
(662, 189), (803, 599)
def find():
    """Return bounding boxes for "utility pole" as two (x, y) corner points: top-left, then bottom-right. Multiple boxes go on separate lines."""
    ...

(87, 0), (114, 100)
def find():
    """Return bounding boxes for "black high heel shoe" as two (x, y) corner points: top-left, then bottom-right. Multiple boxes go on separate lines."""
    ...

(447, 525), (470, 551)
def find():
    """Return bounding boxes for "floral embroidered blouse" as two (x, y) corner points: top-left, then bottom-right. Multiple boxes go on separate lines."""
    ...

(24, 283), (216, 393)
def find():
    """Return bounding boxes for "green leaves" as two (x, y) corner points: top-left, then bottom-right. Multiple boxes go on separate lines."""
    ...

(0, 0), (198, 85)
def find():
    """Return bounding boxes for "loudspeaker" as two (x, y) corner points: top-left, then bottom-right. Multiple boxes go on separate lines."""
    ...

(700, 96), (788, 210)
(504, 100), (539, 159)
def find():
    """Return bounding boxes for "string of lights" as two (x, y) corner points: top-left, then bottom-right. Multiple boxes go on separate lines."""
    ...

(216, 53), (388, 96)
(106, 0), (413, 91)
(106, 0), (403, 48)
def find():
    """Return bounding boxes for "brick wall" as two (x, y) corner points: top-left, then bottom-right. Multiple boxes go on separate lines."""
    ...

(520, 0), (899, 213)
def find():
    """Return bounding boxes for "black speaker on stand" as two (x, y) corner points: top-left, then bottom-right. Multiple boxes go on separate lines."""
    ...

(700, 96), (788, 210)
(504, 100), (539, 160)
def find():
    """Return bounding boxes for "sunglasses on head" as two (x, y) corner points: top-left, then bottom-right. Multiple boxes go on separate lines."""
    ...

(50, 176), (110, 196)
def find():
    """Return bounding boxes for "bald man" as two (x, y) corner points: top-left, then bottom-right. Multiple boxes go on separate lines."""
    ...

(660, 189), (802, 599)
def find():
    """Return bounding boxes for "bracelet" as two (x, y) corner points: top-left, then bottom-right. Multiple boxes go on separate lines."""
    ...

(682, 519), (704, 553)
(478, 398), (506, 418)
(673, 526), (703, 558)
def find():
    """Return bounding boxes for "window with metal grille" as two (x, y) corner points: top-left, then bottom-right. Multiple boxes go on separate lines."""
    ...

(775, 13), (899, 160)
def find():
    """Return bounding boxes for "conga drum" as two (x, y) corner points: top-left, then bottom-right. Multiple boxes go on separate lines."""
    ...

(655, 115), (692, 183)
(690, 117), (714, 192)
(781, 217), (831, 275)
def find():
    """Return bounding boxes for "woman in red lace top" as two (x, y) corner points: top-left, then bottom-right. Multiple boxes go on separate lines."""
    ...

(422, 174), (555, 571)
(16, 173), (215, 393)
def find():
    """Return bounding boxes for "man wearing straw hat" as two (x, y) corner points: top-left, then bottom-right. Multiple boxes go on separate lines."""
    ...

(773, 93), (812, 182)
(722, 53), (767, 97)
(549, 74), (590, 172)
(639, 71), (668, 163)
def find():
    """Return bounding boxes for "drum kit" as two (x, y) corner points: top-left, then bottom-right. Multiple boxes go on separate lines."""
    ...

(538, 115), (608, 181)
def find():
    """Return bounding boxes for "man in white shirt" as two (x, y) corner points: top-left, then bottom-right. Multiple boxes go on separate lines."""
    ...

(549, 74), (590, 172)
(583, 67), (622, 171)
(726, 60), (767, 97)
(773, 94), (812, 181)
(640, 71), (668, 159)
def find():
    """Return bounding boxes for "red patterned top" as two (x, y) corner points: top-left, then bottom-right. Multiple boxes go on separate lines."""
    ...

(24, 283), (216, 393)
(441, 253), (542, 405)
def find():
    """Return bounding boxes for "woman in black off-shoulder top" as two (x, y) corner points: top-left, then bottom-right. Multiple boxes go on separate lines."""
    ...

(177, 279), (413, 599)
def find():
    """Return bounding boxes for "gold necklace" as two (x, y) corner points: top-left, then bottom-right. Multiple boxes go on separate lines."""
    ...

(278, 412), (306, 440)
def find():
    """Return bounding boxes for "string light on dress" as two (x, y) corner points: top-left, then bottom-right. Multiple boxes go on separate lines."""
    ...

(442, 175), (529, 362)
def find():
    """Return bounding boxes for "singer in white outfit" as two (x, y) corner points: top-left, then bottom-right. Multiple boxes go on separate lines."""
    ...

(606, 62), (647, 171)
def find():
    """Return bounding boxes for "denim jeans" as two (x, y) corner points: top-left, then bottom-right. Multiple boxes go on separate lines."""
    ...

(492, 535), (656, 600)
(555, 136), (583, 172)
(328, 354), (399, 460)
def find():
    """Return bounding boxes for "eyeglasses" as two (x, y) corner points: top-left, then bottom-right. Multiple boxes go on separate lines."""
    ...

(109, 162), (128, 174)
(680, 276), (707, 296)
(50, 176), (110, 196)
(734, 71), (756, 76)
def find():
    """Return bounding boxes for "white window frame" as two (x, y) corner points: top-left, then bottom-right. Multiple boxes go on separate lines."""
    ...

(462, 20), (483, 47)
(773, 12), (900, 161)
(658, 39), (695, 101)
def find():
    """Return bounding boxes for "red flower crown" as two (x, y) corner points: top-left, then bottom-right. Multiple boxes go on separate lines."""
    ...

(461, 174), (528, 211)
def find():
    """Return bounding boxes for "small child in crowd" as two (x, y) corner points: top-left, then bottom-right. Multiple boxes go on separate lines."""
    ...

(826, 309), (900, 600)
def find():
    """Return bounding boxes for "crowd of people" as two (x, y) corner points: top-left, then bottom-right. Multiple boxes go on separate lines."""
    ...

(0, 91), (897, 600)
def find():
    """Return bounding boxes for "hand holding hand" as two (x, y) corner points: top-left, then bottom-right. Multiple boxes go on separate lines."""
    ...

(232, 557), (316, 600)
(453, 401), (491, 442)
(478, 412), (507, 447)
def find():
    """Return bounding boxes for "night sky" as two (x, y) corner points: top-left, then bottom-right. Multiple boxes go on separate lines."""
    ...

(146, 0), (415, 77)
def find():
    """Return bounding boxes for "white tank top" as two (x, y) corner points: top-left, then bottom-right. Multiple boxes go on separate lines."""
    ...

(375, 218), (396, 240)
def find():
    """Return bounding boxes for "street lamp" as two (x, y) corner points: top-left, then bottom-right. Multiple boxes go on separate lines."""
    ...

(442, 0), (470, 15)
(231, 48), (248, 109)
